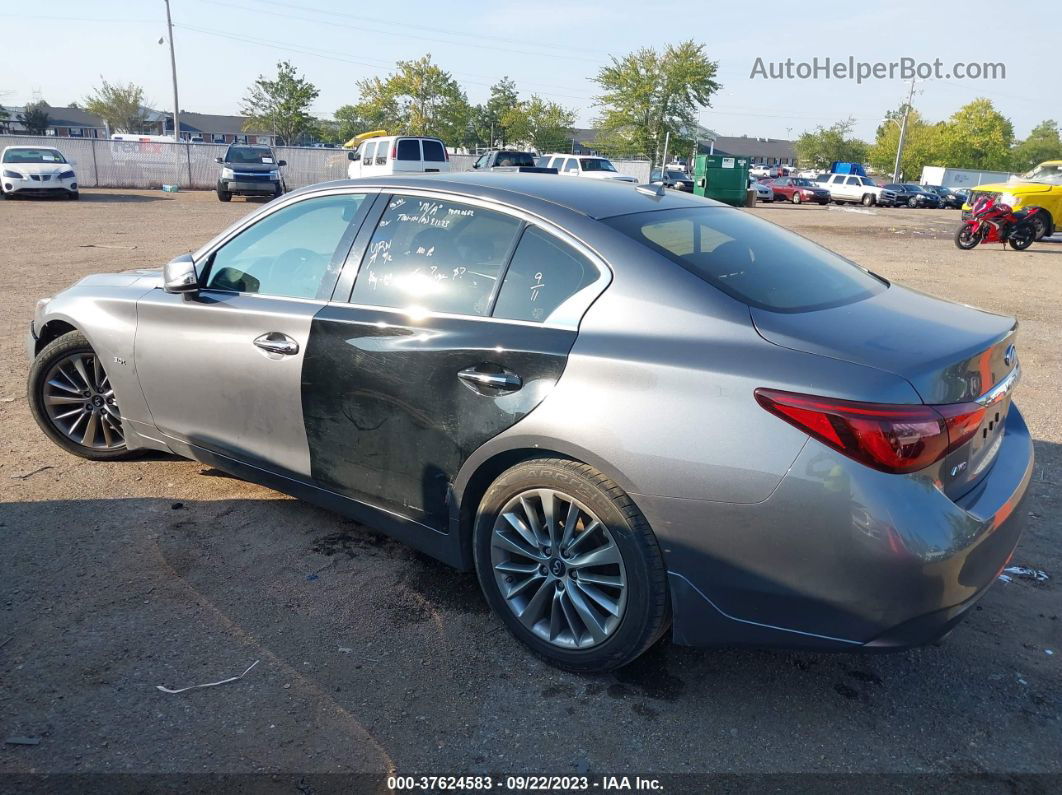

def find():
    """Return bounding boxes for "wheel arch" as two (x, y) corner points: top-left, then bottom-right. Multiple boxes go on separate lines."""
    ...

(451, 438), (644, 571)
(34, 318), (79, 356)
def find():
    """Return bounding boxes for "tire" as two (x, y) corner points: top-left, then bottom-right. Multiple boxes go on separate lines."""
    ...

(69, 191), (80, 201)
(217, 187), (232, 202)
(908, 197), (919, 208)
(861, 193), (875, 206)
(273, 185), (284, 199)
(27, 331), (137, 461)
(1009, 225), (1035, 250)
(1027, 209), (1050, 240)
(473, 458), (670, 673)
(954, 224), (981, 250)
(791, 193), (801, 204)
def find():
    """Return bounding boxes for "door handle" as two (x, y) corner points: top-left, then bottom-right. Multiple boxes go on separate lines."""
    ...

(253, 332), (299, 356)
(458, 365), (522, 394)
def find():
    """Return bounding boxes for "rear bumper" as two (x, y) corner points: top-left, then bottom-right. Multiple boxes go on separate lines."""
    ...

(641, 404), (1034, 650)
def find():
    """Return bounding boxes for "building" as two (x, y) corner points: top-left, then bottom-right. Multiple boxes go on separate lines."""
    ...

(2, 105), (108, 138)
(705, 135), (796, 167)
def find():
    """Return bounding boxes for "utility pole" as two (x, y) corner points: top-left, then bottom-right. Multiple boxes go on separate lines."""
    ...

(659, 129), (671, 173)
(893, 78), (916, 182)
(163, 0), (180, 141)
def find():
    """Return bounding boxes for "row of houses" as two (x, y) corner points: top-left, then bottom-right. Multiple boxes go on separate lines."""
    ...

(0, 103), (289, 145)
(1, 103), (797, 164)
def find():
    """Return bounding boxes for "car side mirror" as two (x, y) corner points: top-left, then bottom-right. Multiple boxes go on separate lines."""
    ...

(347, 151), (359, 161)
(163, 253), (199, 295)
(277, 160), (286, 167)
(215, 156), (223, 164)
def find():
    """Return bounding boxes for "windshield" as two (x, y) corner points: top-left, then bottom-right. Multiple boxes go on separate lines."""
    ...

(581, 158), (617, 172)
(604, 207), (886, 312)
(225, 146), (275, 165)
(1020, 162), (1062, 185)
(3, 148), (67, 164)
(666, 171), (687, 180)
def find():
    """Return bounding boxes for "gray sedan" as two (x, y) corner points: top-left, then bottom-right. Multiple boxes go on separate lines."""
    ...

(25, 173), (1032, 672)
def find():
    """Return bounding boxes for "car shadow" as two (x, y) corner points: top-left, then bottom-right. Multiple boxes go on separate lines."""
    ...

(77, 192), (173, 203)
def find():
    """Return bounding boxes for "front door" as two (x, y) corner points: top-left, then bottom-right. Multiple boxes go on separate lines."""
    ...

(301, 193), (607, 530)
(134, 191), (371, 475)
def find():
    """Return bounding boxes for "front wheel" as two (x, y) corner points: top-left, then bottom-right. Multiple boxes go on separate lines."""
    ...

(27, 331), (136, 460)
(955, 224), (982, 250)
(473, 458), (670, 673)
(217, 186), (232, 202)
(791, 193), (801, 204)
(908, 197), (919, 208)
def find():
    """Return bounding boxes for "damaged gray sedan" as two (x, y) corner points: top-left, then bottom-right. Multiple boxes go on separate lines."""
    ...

(26, 174), (1033, 671)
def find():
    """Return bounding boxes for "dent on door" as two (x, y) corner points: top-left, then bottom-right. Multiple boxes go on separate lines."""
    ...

(301, 306), (576, 529)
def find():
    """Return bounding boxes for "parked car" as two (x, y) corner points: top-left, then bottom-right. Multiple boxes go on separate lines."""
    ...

(749, 177), (774, 202)
(923, 185), (966, 209)
(650, 168), (693, 191)
(880, 183), (941, 208)
(25, 174), (1032, 672)
(215, 144), (286, 202)
(472, 150), (557, 174)
(962, 160), (1062, 239)
(541, 154), (637, 183)
(1, 146), (78, 199)
(766, 176), (830, 205)
(347, 136), (450, 178)
(750, 164), (781, 179)
(814, 173), (882, 206)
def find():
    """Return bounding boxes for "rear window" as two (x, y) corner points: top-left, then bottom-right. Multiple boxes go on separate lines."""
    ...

(396, 139), (421, 161)
(422, 140), (446, 162)
(603, 207), (886, 313)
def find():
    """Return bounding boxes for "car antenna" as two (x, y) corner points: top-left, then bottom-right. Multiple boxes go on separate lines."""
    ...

(635, 183), (666, 197)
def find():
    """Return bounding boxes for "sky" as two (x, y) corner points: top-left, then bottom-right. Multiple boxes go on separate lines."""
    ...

(1, 0), (1056, 142)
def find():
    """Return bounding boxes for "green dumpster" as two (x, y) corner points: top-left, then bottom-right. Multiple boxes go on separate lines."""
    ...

(693, 154), (751, 206)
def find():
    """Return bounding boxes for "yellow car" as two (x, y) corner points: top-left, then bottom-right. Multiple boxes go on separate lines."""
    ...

(963, 160), (1062, 239)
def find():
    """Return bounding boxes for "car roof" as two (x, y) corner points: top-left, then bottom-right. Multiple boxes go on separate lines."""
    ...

(303, 171), (719, 220)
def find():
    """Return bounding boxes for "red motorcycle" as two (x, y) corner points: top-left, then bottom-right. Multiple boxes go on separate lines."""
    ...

(955, 195), (1042, 250)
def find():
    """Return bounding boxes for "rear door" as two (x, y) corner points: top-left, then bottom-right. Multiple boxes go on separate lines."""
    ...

(301, 192), (609, 530)
(134, 190), (373, 476)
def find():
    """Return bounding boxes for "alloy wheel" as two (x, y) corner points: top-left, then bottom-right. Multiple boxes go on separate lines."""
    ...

(490, 488), (627, 649)
(41, 352), (124, 449)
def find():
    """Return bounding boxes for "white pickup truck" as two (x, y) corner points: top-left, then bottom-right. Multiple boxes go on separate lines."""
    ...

(814, 173), (882, 206)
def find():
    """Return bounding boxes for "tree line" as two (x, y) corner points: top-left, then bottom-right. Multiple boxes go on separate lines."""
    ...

(795, 100), (1062, 180)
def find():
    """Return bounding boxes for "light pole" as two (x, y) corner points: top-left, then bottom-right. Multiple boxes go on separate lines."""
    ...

(892, 79), (916, 182)
(163, 0), (180, 141)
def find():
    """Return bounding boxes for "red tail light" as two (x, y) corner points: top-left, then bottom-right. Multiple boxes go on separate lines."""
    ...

(754, 389), (985, 474)
(390, 144), (397, 160)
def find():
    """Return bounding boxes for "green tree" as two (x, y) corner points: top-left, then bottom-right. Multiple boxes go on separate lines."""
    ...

(353, 54), (473, 146)
(474, 77), (520, 147)
(83, 79), (148, 134)
(18, 101), (50, 135)
(795, 118), (868, 171)
(0, 103), (9, 133)
(867, 109), (939, 181)
(1011, 120), (1062, 172)
(593, 40), (720, 166)
(333, 104), (372, 144)
(501, 96), (576, 153)
(241, 60), (320, 145)
(933, 98), (1014, 172)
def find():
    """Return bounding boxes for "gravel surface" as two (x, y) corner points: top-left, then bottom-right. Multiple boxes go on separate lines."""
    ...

(0, 190), (1058, 778)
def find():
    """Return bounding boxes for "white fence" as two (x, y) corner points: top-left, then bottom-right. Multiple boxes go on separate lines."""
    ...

(0, 135), (651, 190)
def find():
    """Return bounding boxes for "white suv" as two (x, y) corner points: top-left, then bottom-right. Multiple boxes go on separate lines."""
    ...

(347, 136), (450, 178)
(815, 173), (882, 206)
(541, 154), (637, 183)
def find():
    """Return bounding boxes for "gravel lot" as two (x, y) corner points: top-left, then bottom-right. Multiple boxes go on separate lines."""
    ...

(1, 190), (1059, 781)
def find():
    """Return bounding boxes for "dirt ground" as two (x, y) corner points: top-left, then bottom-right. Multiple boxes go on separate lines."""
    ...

(1, 190), (1059, 782)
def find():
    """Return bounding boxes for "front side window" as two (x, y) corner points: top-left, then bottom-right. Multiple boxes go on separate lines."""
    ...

(845, 176), (860, 185)
(493, 227), (599, 323)
(565, 159), (579, 173)
(205, 194), (366, 299)
(396, 139), (420, 161)
(422, 140), (446, 162)
(3, 148), (66, 164)
(604, 207), (886, 313)
(582, 158), (617, 172)
(350, 195), (521, 316)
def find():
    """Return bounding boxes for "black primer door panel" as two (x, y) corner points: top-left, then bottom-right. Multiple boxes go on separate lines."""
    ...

(302, 305), (576, 529)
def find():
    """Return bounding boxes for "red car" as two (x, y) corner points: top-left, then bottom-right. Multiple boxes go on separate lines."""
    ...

(764, 177), (831, 205)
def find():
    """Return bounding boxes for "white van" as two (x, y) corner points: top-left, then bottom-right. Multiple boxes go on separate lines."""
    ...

(347, 136), (450, 178)
(540, 154), (637, 183)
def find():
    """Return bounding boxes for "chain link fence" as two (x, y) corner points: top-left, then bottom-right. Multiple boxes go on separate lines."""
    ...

(0, 135), (650, 190)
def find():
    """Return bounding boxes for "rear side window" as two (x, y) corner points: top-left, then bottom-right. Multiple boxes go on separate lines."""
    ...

(396, 139), (420, 161)
(604, 207), (885, 313)
(493, 228), (599, 323)
(422, 140), (446, 162)
(350, 195), (521, 316)
(362, 141), (376, 163)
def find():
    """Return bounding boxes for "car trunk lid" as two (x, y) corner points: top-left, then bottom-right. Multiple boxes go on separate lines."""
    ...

(751, 285), (1019, 497)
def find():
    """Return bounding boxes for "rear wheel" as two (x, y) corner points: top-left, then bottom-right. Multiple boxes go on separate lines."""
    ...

(27, 331), (136, 461)
(1009, 225), (1035, 250)
(955, 224), (981, 250)
(473, 458), (670, 672)
(861, 193), (875, 206)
